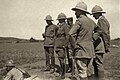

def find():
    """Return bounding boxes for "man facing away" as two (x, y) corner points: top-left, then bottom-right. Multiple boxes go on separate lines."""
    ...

(91, 5), (110, 80)
(42, 15), (58, 73)
(69, 2), (96, 80)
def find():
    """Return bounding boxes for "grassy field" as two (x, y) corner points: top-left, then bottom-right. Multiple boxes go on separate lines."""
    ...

(0, 42), (45, 67)
(0, 41), (120, 80)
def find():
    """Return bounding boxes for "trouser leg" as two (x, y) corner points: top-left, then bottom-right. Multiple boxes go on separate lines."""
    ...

(66, 47), (71, 68)
(93, 53), (104, 80)
(44, 47), (50, 70)
(76, 58), (91, 80)
(49, 47), (55, 69)
(58, 57), (65, 79)
(56, 49), (66, 79)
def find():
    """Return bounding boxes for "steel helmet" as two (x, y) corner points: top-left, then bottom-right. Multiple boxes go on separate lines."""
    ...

(5, 60), (15, 67)
(72, 2), (90, 14)
(45, 15), (53, 21)
(57, 13), (67, 20)
(92, 5), (106, 14)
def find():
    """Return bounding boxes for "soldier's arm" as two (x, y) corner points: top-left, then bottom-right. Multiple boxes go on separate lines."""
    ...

(64, 24), (71, 47)
(68, 20), (81, 49)
(97, 19), (110, 52)
(42, 26), (48, 38)
(3, 72), (13, 80)
(97, 19), (110, 34)
(69, 20), (81, 35)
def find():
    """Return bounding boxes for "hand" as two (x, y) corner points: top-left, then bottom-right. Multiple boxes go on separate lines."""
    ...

(93, 32), (100, 40)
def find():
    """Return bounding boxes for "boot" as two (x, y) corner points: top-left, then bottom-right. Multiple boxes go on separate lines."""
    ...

(60, 63), (65, 79)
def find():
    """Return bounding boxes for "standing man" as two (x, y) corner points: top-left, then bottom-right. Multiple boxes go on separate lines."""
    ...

(42, 15), (57, 73)
(55, 13), (70, 79)
(67, 17), (73, 29)
(69, 2), (96, 80)
(66, 17), (74, 73)
(91, 5), (110, 80)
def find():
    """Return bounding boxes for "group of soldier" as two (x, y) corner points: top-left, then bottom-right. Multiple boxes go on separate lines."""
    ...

(0, 1), (110, 80)
(43, 1), (110, 80)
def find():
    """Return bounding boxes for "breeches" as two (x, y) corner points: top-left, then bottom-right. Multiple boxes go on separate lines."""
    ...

(55, 48), (66, 64)
(93, 53), (104, 79)
(76, 58), (91, 78)
(44, 47), (55, 69)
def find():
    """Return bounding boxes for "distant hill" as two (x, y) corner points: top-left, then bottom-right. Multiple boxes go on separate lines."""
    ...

(0, 37), (44, 43)
(0, 37), (29, 43)
(111, 37), (120, 47)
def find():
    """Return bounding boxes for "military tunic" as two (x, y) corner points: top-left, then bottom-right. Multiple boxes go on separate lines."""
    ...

(43, 24), (58, 47)
(55, 22), (70, 50)
(4, 67), (40, 80)
(97, 15), (110, 52)
(4, 68), (24, 80)
(69, 15), (96, 59)
(43, 24), (58, 69)
(92, 15), (110, 80)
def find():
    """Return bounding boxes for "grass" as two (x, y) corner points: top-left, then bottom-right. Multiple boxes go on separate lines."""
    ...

(0, 42), (45, 68)
(0, 41), (120, 79)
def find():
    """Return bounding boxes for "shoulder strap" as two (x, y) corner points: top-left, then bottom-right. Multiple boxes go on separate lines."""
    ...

(16, 67), (31, 78)
(16, 67), (24, 73)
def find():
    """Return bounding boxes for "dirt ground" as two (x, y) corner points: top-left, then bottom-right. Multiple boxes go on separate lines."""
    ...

(19, 57), (110, 80)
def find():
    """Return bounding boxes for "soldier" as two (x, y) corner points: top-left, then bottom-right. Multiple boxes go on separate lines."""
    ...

(67, 17), (73, 29)
(42, 15), (58, 73)
(3, 60), (40, 80)
(91, 5), (110, 80)
(69, 2), (96, 80)
(55, 13), (70, 79)
(66, 17), (74, 73)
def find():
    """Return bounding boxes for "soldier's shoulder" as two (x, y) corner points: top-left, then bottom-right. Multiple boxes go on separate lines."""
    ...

(99, 16), (107, 21)
(8, 67), (18, 73)
(64, 23), (70, 27)
(50, 24), (57, 28)
(52, 24), (57, 26)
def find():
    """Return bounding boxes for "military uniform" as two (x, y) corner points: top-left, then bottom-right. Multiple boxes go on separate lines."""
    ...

(97, 15), (110, 52)
(55, 13), (70, 78)
(69, 14), (96, 79)
(43, 24), (57, 70)
(69, 2), (96, 80)
(92, 5), (110, 80)
(4, 67), (24, 80)
(4, 60), (40, 80)
(4, 67), (40, 80)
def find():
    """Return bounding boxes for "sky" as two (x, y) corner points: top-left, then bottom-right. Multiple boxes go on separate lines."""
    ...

(0, 0), (119, 39)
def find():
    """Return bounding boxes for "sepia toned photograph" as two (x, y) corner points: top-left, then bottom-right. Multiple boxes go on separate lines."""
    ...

(0, 0), (119, 80)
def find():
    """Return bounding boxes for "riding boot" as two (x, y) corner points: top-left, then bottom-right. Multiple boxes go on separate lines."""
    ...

(60, 63), (65, 79)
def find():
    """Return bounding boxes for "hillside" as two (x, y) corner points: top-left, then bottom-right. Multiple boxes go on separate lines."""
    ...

(0, 37), (42, 43)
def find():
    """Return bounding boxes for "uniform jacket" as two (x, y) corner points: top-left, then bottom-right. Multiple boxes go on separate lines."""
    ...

(43, 24), (58, 47)
(55, 22), (70, 48)
(93, 33), (105, 54)
(97, 15), (110, 52)
(4, 68), (24, 80)
(69, 15), (96, 58)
